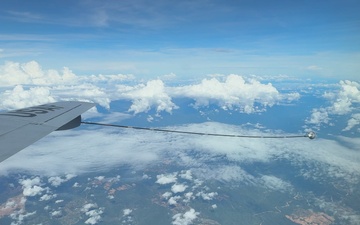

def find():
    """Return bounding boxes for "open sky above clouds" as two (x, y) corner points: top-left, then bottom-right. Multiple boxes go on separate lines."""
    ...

(1, 0), (359, 79)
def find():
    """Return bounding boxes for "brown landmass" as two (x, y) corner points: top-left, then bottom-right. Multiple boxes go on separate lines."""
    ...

(286, 209), (334, 225)
(106, 183), (133, 196)
(117, 184), (133, 191)
(0, 194), (25, 218)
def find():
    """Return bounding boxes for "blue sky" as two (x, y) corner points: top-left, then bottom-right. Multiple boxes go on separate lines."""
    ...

(1, 0), (359, 80)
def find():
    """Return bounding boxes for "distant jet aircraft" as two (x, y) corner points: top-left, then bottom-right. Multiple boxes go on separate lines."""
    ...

(0, 101), (95, 163)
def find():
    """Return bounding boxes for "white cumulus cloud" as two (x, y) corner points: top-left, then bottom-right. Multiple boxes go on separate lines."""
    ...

(162, 191), (173, 199)
(0, 85), (55, 110)
(171, 183), (188, 193)
(156, 173), (178, 185)
(40, 193), (57, 201)
(306, 108), (330, 126)
(51, 210), (62, 217)
(196, 191), (218, 201)
(48, 174), (76, 187)
(172, 208), (199, 225)
(179, 170), (193, 180)
(123, 208), (132, 216)
(170, 74), (288, 113)
(343, 113), (360, 131)
(118, 79), (178, 114)
(20, 177), (45, 197)
(0, 61), (77, 86)
(307, 80), (360, 129)
(81, 203), (104, 225)
(1, 61), (301, 115)
(168, 196), (181, 205)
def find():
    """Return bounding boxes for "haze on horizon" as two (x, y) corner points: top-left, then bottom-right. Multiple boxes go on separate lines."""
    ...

(0, 0), (359, 80)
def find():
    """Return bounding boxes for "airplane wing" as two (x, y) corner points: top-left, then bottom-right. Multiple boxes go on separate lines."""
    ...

(0, 101), (95, 163)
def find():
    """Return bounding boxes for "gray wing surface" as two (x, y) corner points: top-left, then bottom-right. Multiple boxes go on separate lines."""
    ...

(0, 101), (95, 162)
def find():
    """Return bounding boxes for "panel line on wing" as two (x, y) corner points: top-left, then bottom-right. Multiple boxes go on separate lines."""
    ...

(43, 103), (83, 123)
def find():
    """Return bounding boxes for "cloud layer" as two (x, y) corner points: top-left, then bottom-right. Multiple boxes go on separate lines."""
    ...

(306, 80), (360, 131)
(0, 61), (299, 114)
(1, 122), (359, 189)
(0, 61), (359, 188)
(0, 60), (359, 224)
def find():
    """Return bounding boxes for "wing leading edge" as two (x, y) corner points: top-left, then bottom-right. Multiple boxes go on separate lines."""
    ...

(0, 101), (95, 163)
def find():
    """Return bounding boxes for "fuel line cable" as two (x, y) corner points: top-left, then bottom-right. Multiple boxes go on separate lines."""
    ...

(81, 121), (316, 139)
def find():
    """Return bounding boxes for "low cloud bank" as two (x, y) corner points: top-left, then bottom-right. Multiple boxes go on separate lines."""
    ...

(1, 60), (299, 114)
